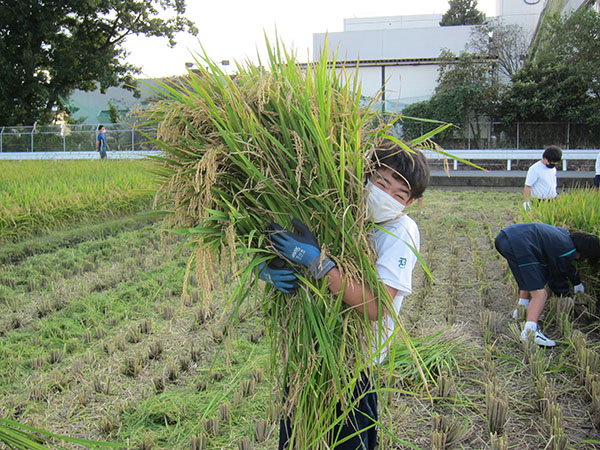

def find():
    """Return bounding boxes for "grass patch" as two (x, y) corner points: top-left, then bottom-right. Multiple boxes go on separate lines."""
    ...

(0, 159), (156, 242)
(2, 189), (600, 449)
(0, 213), (156, 265)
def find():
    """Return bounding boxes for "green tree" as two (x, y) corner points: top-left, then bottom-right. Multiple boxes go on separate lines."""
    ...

(107, 101), (121, 123)
(440, 0), (486, 26)
(498, 9), (600, 127)
(468, 19), (529, 80)
(535, 8), (600, 100)
(0, 0), (197, 126)
(498, 62), (599, 125)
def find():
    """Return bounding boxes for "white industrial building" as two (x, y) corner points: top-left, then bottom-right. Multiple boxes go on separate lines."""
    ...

(311, 0), (546, 111)
(68, 0), (599, 123)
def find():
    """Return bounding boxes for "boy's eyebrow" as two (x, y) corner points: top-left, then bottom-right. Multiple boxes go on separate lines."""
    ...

(376, 173), (390, 183)
(396, 185), (410, 195)
(381, 173), (410, 195)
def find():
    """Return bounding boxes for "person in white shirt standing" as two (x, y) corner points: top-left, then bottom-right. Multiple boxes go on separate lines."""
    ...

(594, 151), (600, 189)
(523, 145), (562, 210)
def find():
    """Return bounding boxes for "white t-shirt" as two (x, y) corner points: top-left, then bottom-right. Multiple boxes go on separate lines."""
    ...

(369, 214), (420, 363)
(525, 160), (557, 199)
(595, 152), (600, 176)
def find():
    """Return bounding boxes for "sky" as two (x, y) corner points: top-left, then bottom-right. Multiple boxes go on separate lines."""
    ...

(125, 0), (498, 78)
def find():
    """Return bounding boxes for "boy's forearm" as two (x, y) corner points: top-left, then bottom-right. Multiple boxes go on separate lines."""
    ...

(523, 185), (531, 201)
(326, 267), (380, 320)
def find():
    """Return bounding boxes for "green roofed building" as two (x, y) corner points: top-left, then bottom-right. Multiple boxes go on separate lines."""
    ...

(67, 79), (163, 125)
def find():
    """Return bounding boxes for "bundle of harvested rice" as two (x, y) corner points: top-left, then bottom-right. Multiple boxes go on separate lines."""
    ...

(145, 37), (442, 448)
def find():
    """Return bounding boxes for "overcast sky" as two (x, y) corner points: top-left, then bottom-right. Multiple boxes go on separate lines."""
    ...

(125, 0), (497, 78)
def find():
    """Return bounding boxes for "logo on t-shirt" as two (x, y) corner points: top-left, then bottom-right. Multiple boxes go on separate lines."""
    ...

(398, 257), (407, 269)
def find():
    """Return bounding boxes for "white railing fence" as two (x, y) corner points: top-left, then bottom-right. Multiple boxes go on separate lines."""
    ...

(2, 149), (598, 173)
(422, 149), (600, 171)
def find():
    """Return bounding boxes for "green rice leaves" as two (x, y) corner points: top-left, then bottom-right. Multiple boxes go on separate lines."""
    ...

(147, 36), (439, 448)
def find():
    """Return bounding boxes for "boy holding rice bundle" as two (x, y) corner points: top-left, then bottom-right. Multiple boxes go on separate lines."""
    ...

(494, 223), (600, 347)
(260, 139), (430, 449)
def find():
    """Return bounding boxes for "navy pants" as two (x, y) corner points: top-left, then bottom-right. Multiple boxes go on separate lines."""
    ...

(278, 372), (378, 450)
(495, 231), (569, 296)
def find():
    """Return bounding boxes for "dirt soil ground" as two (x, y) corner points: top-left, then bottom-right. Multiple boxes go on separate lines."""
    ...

(0, 189), (599, 449)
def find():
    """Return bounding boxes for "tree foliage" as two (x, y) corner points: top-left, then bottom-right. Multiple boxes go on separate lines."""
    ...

(107, 101), (121, 123)
(439, 0), (486, 26)
(498, 61), (600, 126)
(498, 8), (600, 126)
(468, 19), (529, 80)
(0, 0), (197, 125)
(535, 8), (600, 100)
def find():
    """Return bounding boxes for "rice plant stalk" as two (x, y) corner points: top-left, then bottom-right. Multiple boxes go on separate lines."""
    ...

(144, 35), (447, 448)
(490, 432), (508, 450)
(0, 417), (123, 449)
(522, 187), (600, 294)
(485, 380), (508, 434)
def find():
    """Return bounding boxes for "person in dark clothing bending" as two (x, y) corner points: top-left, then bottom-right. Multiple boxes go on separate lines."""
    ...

(495, 223), (600, 346)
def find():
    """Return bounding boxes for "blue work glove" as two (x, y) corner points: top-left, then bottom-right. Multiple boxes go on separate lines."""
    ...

(258, 257), (298, 294)
(267, 218), (336, 280)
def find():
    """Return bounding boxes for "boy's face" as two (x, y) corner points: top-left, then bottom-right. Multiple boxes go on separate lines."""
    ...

(542, 156), (559, 168)
(99, 127), (105, 134)
(369, 168), (411, 206)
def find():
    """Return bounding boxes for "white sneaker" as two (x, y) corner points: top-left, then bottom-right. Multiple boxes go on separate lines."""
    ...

(520, 328), (556, 347)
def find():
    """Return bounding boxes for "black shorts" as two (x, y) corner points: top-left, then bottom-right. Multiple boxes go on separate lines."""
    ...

(279, 372), (378, 450)
(495, 231), (548, 292)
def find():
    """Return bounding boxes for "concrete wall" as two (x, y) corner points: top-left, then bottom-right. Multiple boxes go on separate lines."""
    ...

(495, 0), (545, 30)
(562, 0), (600, 13)
(337, 64), (439, 107)
(314, 24), (474, 107)
(314, 25), (475, 61)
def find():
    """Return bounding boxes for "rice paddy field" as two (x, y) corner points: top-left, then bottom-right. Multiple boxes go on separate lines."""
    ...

(1, 159), (599, 449)
(0, 160), (156, 242)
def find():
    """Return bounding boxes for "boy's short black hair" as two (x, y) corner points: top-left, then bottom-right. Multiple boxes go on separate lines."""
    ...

(570, 231), (600, 265)
(543, 145), (562, 162)
(370, 138), (430, 200)
(98, 124), (105, 131)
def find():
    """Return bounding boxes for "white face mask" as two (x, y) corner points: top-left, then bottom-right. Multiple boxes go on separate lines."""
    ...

(366, 180), (406, 223)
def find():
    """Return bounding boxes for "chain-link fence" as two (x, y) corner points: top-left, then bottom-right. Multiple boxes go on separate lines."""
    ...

(0, 123), (157, 152)
(398, 121), (600, 150)
(3, 121), (600, 153)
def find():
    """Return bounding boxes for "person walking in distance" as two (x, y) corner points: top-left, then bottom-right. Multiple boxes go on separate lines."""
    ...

(96, 125), (108, 159)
